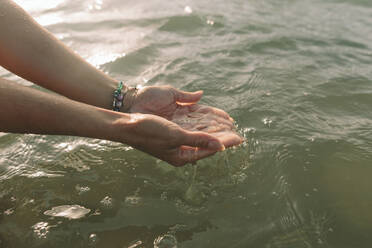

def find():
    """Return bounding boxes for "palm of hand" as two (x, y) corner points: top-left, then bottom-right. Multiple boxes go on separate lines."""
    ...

(129, 86), (178, 119)
(129, 86), (243, 149)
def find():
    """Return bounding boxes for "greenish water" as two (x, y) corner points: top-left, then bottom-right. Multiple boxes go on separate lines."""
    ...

(1, 0), (372, 247)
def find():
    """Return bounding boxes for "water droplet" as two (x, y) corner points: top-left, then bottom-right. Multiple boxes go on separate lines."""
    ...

(160, 192), (168, 201)
(262, 118), (273, 127)
(206, 19), (214, 26)
(237, 195), (246, 200)
(125, 195), (142, 206)
(88, 233), (99, 246)
(100, 196), (113, 208)
(75, 185), (90, 195)
(243, 127), (256, 134)
(185, 185), (206, 206)
(32, 222), (50, 239)
(4, 208), (14, 215)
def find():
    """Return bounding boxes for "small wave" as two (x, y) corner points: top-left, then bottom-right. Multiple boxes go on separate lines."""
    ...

(102, 45), (159, 76)
(249, 36), (298, 54)
(159, 15), (204, 34)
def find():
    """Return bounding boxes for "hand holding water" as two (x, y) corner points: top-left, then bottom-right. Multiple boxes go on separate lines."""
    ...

(0, 0), (243, 166)
(118, 113), (227, 166)
(129, 85), (243, 149)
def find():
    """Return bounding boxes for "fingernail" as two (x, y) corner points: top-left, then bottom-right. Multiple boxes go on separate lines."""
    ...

(208, 140), (224, 150)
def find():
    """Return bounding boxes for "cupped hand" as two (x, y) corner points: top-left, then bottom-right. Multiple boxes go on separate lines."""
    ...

(129, 86), (231, 120)
(129, 85), (202, 119)
(171, 105), (243, 149)
(117, 113), (227, 166)
(128, 86), (243, 150)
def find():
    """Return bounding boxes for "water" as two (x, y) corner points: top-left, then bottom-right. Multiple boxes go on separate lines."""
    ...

(1, 0), (372, 247)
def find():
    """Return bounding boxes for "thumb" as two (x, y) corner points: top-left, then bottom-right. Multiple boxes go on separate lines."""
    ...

(175, 90), (203, 103)
(181, 130), (225, 151)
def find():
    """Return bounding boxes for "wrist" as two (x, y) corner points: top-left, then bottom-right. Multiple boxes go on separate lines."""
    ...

(111, 81), (139, 113)
(110, 112), (147, 145)
(121, 86), (138, 113)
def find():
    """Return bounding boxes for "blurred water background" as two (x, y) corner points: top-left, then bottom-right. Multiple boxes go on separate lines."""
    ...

(1, 0), (372, 247)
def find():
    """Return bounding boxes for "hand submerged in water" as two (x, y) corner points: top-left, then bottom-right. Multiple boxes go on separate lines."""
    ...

(128, 85), (243, 149)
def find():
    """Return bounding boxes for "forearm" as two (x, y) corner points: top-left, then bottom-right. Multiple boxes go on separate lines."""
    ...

(0, 0), (119, 110)
(0, 77), (127, 141)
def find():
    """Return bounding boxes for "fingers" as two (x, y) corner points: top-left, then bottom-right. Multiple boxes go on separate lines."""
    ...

(174, 89), (203, 103)
(209, 131), (244, 148)
(181, 130), (225, 151)
(169, 132), (243, 166)
(177, 119), (234, 133)
(190, 105), (233, 121)
(167, 127), (243, 167)
(176, 146), (218, 166)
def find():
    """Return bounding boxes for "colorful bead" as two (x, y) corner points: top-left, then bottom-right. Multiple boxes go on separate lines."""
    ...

(115, 101), (122, 108)
(116, 94), (124, 101)
(112, 81), (125, 112)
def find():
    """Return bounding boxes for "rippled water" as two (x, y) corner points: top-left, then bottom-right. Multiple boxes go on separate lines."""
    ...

(1, 0), (372, 247)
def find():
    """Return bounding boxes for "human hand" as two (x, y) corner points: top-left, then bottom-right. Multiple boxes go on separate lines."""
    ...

(128, 85), (203, 119)
(171, 104), (243, 149)
(128, 86), (243, 149)
(116, 113), (228, 166)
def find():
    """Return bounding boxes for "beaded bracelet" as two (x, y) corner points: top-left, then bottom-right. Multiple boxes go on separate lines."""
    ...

(112, 81), (126, 112)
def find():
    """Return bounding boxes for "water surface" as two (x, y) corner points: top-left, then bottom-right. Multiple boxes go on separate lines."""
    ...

(1, 0), (372, 247)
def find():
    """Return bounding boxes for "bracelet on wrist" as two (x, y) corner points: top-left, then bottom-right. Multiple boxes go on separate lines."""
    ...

(112, 81), (126, 112)
(112, 81), (139, 113)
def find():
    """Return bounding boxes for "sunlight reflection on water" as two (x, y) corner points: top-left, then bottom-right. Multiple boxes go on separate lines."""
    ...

(13, 0), (65, 12)
(2, 0), (372, 247)
(44, 205), (91, 219)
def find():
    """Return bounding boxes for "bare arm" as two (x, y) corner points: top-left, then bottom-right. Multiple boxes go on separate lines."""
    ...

(0, 0), (118, 110)
(0, 78), (224, 166)
(0, 0), (242, 154)
(0, 77), (122, 139)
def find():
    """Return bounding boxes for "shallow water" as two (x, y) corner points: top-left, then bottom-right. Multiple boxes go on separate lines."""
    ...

(1, 0), (372, 247)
